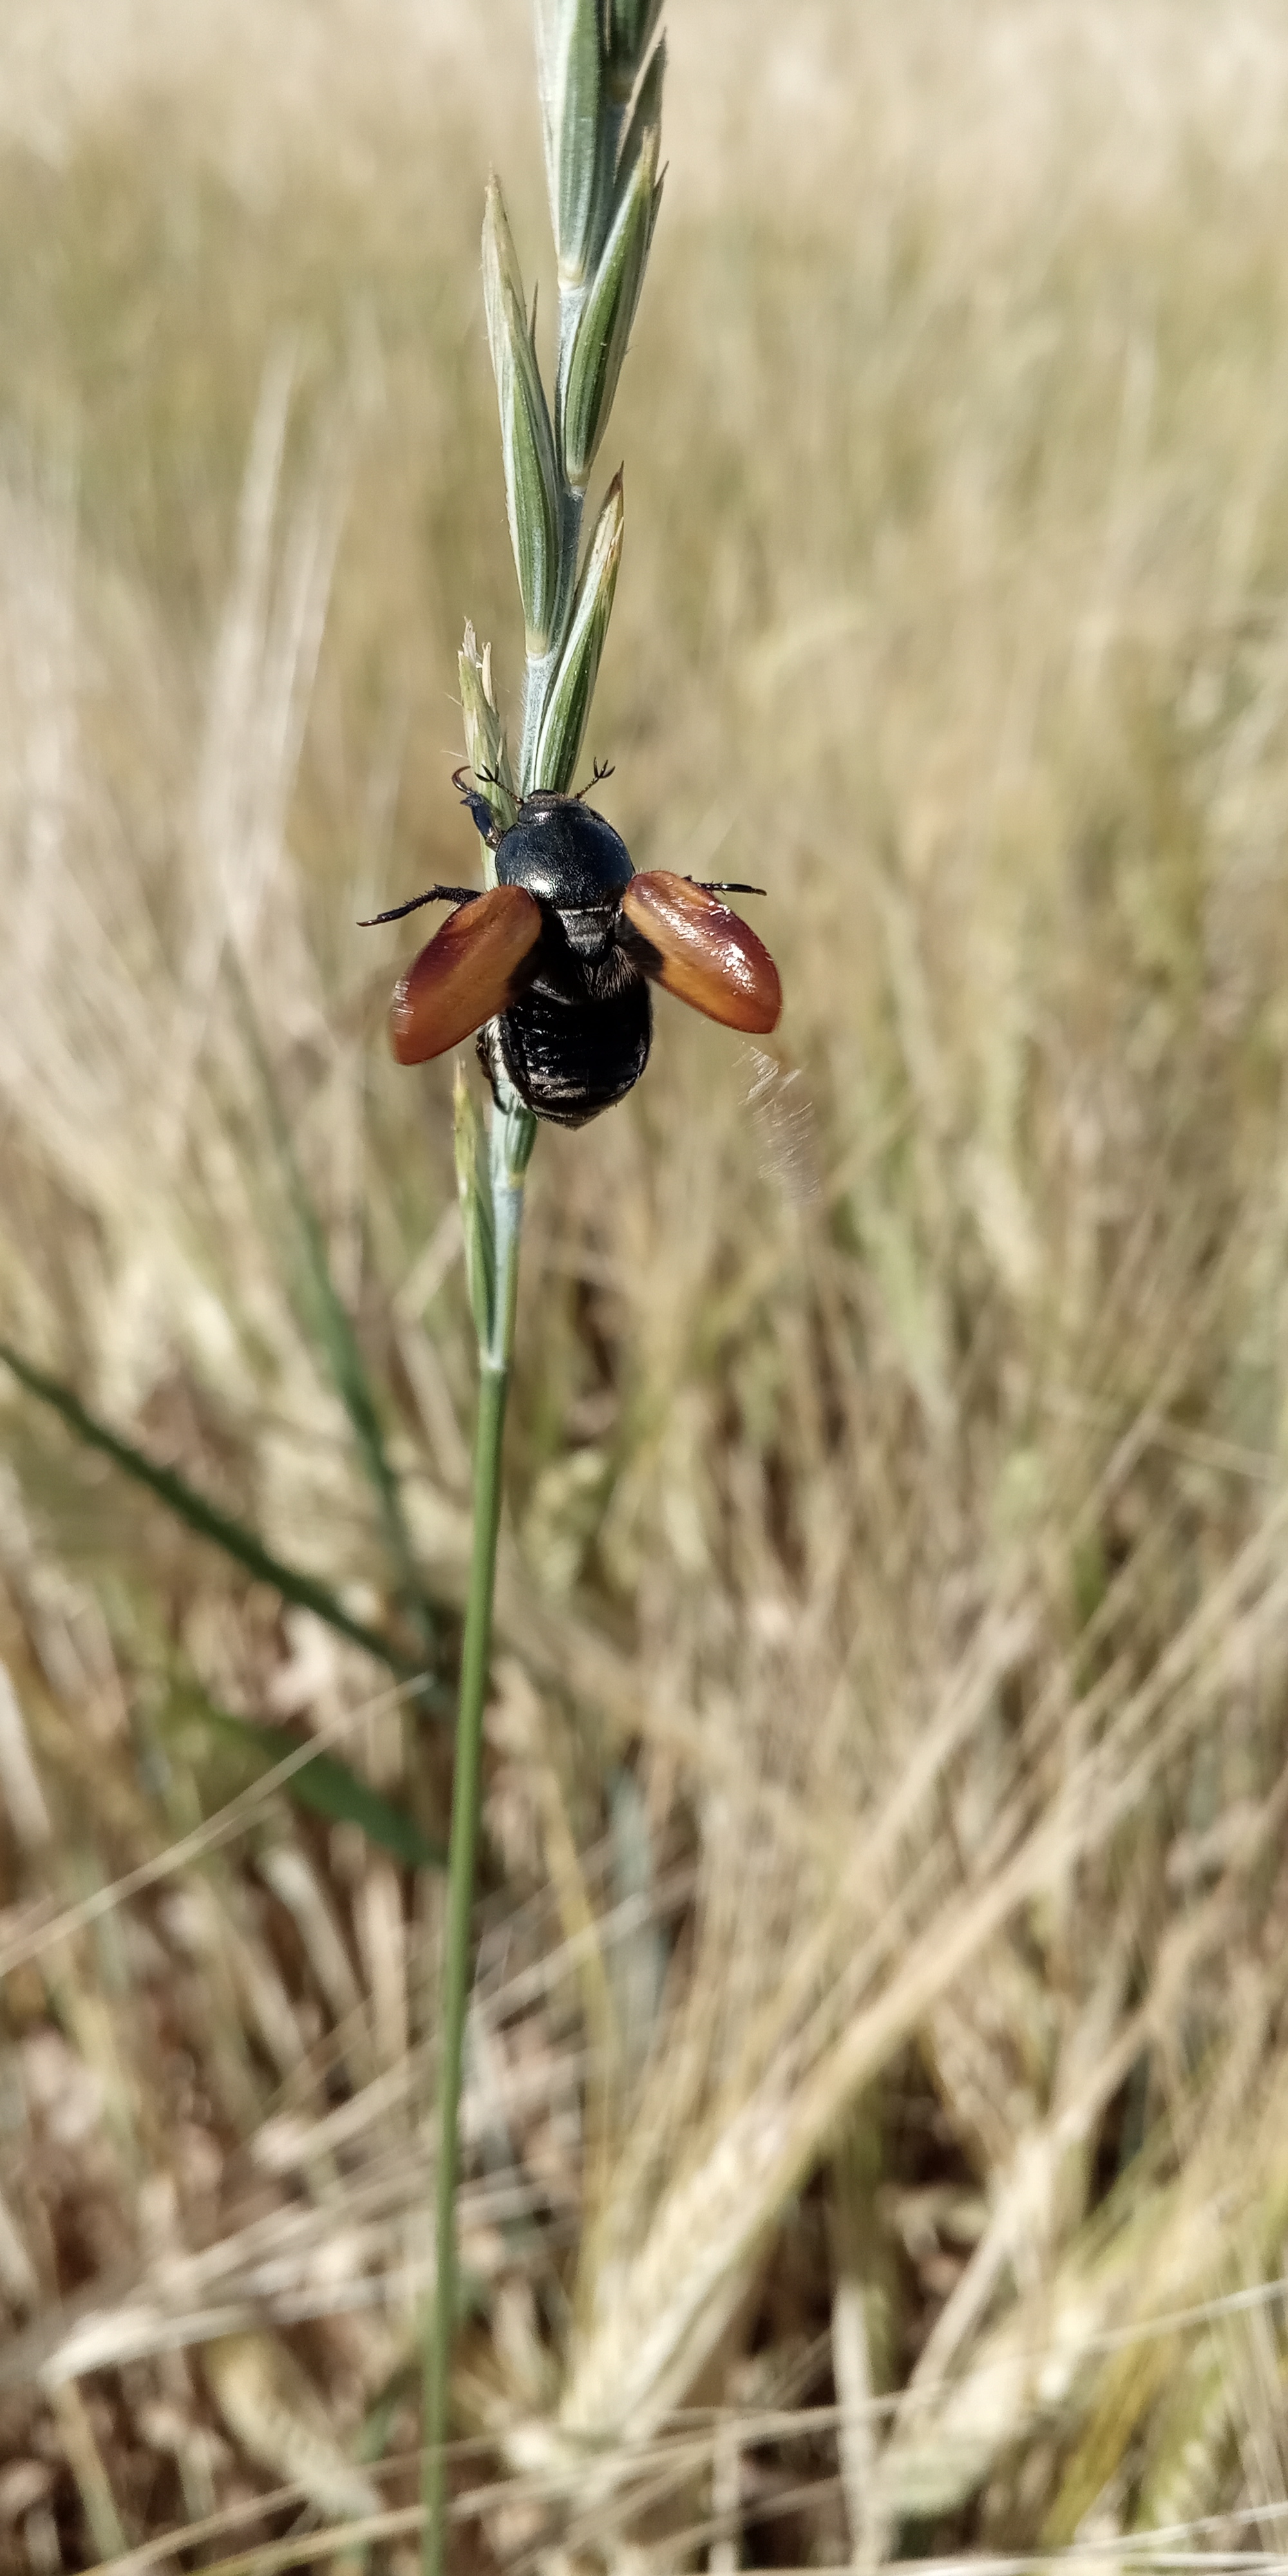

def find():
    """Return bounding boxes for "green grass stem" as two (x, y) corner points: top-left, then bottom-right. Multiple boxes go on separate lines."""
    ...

(422, 1341), (514, 2568)
(423, 1089), (533, 2569)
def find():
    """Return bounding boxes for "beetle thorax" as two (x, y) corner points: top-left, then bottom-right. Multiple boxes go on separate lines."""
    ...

(495, 793), (634, 911)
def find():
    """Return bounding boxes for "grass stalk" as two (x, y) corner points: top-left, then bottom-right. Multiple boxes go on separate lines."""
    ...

(420, 6), (665, 2564)
(422, 1355), (507, 2570)
(422, 1086), (532, 2566)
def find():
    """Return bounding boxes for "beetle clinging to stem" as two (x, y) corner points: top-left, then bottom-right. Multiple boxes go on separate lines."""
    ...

(361, 764), (782, 1126)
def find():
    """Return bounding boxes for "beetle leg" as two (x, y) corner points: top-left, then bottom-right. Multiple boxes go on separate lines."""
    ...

(574, 758), (616, 799)
(359, 886), (480, 926)
(685, 878), (767, 896)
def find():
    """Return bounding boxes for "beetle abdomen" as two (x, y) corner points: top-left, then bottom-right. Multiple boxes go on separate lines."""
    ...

(488, 980), (652, 1126)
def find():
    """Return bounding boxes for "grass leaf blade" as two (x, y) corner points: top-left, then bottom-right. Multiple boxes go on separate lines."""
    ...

(0, 1336), (431, 1689)
(197, 1703), (445, 1868)
(227, 956), (439, 1653)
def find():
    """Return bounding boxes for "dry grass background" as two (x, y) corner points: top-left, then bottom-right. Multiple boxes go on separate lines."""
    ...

(4, 0), (1288, 2565)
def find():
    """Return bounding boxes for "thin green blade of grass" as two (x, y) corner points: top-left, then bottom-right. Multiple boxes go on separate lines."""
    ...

(0, 1336), (440, 1696)
(194, 1701), (446, 1868)
(226, 955), (440, 1656)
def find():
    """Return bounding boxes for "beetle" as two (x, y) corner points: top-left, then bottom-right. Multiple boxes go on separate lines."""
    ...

(361, 764), (782, 1126)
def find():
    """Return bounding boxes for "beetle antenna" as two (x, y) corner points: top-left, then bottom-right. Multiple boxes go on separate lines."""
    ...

(359, 886), (480, 926)
(575, 759), (616, 799)
(687, 878), (768, 897)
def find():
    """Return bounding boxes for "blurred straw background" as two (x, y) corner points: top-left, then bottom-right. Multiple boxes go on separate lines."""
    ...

(5, 0), (1288, 2565)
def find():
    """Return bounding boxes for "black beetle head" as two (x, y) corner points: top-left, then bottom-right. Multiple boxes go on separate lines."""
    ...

(495, 793), (634, 913)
